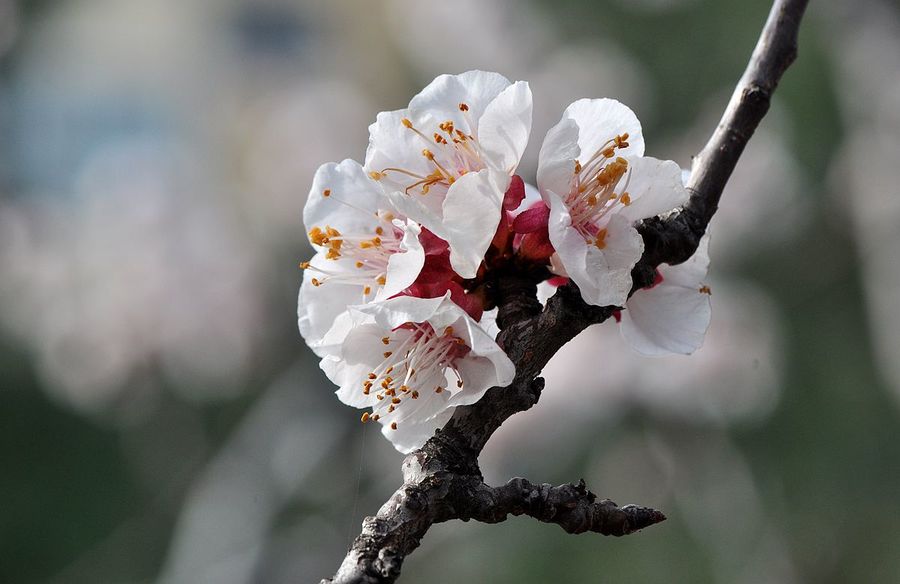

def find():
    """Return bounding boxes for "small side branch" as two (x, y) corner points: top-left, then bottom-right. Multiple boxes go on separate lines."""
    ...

(470, 478), (666, 536)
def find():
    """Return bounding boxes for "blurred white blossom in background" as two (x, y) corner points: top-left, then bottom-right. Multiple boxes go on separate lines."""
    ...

(0, 141), (265, 412)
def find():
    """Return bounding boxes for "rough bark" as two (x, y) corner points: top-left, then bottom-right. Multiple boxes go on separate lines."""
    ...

(323, 1), (808, 582)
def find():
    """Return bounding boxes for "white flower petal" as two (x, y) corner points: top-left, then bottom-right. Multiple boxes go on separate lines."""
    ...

(297, 259), (365, 356)
(365, 109), (432, 182)
(304, 159), (383, 236)
(386, 189), (448, 241)
(562, 98), (645, 159)
(376, 221), (426, 300)
(383, 407), (453, 454)
(442, 169), (509, 278)
(537, 117), (579, 203)
(323, 321), (387, 408)
(617, 156), (689, 222)
(478, 80), (532, 173)
(620, 284), (711, 356)
(409, 70), (512, 127)
(619, 234), (712, 355)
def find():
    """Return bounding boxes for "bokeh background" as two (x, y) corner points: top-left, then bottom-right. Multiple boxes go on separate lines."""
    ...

(2, 0), (899, 582)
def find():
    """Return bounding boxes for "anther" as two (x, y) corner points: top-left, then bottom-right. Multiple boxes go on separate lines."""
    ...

(361, 412), (370, 423)
(458, 103), (469, 111)
(390, 422), (398, 430)
(323, 189), (331, 197)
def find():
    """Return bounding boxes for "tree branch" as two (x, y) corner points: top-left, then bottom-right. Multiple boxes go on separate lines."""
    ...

(323, 1), (808, 581)
(469, 478), (667, 536)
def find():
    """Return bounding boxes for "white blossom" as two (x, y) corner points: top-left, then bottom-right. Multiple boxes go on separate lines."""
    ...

(365, 70), (532, 278)
(537, 98), (688, 307)
(318, 294), (515, 453)
(298, 159), (426, 356)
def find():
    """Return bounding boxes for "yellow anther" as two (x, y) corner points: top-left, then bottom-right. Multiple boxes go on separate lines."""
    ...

(594, 228), (608, 250)
(369, 171), (385, 181)
(699, 285), (712, 295)
(383, 351), (392, 358)
(356, 261), (364, 268)
(311, 278), (322, 287)
(399, 385), (409, 393)
(391, 397), (401, 404)
(390, 422), (398, 430)
(602, 147), (616, 158)
(382, 337), (390, 345)
(372, 237), (382, 246)
(435, 386), (444, 393)
(326, 226), (341, 237)
(326, 248), (340, 260)
(299, 261), (310, 269)
(376, 394), (384, 400)
(387, 405), (395, 412)
(372, 414), (380, 421)
(363, 286), (372, 295)
(615, 133), (630, 148)
(368, 373), (377, 380)
(444, 326), (454, 336)
(309, 227), (327, 246)
(401, 118), (413, 128)
(458, 103), (469, 111)
(587, 194), (598, 207)
(574, 160), (582, 174)
(361, 412), (370, 423)
(422, 149), (435, 160)
(323, 189), (331, 197)
(376, 276), (386, 286)
(375, 226), (384, 236)
(411, 391), (419, 399)
(620, 192), (632, 206)
(457, 379), (463, 388)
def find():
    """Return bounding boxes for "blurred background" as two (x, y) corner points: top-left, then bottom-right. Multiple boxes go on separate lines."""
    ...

(1, 0), (899, 582)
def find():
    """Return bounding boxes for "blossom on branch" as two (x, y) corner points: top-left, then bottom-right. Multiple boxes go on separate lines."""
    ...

(537, 98), (688, 307)
(298, 159), (426, 355)
(318, 294), (515, 453)
(365, 70), (533, 279)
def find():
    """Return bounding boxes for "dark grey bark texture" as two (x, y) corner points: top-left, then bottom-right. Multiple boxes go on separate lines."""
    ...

(323, 1), (809, 582)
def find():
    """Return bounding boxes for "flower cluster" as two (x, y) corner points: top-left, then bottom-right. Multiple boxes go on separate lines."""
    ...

(298, 71), (711, 452)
